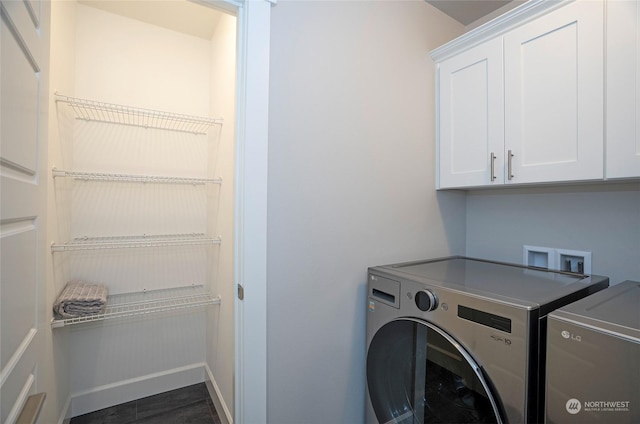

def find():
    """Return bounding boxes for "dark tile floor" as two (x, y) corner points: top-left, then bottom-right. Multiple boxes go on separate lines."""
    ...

(70, 383), (222, 424)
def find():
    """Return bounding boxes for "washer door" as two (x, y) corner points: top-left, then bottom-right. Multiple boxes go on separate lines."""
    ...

(367, 318), (503, 424)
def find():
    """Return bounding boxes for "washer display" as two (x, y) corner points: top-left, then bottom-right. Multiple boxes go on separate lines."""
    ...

(366, 256), (609, 424)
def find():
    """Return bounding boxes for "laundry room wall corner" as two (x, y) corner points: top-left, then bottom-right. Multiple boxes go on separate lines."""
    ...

(45, 1), (76, 422)
(267, 1), (465, 423)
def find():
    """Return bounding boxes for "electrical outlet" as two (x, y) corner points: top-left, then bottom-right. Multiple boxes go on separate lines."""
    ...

(556, 249), (591, 274)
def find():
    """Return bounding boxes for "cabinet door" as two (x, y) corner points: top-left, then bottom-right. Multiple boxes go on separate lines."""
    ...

(504, 0), (604, 184)
(607, 0), (640, 179)
(437, 37), (504, 189)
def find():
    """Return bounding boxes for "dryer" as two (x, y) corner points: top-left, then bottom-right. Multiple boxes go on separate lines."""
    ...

(366, 256), (608, 424)
(545, 280), (640, 423)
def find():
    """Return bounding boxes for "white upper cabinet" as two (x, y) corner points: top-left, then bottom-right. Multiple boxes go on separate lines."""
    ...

(606, 0), (640, 179)
(437, 38), (504, 188)
(433, 0), (606, 189)
(504, 0), (604, 184)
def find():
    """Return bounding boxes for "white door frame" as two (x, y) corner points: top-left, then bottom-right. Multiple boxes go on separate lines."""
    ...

(202, 0), (271, 423)
(234, 1), (270, 422)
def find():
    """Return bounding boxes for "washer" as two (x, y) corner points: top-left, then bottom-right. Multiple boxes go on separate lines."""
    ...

(545, 280), (640, 423)
(366, 256), (609, 424)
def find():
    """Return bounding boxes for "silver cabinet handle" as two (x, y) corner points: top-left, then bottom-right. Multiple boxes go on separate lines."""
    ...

(490, 152), (496, 181)
(507, 150), (514, 180)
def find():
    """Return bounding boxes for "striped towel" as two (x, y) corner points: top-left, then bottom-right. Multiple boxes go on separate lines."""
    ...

(53, 281), (108, 319)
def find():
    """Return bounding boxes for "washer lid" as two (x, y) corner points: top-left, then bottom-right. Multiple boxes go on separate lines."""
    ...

(374, 257), (608, 310)
(550, 280), (640, 341)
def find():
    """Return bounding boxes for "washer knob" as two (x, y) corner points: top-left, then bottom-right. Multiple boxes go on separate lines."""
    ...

(415, 290), (438, 312)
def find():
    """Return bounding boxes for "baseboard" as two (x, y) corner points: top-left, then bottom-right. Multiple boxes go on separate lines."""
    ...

(69, 363), (206, 418)
(58, 395), (72, 424)
(204, 364), (233, 424)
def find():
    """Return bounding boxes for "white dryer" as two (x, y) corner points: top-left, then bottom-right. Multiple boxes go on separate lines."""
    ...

(366, 256), (609, 424)
(545, 280), (640, 423)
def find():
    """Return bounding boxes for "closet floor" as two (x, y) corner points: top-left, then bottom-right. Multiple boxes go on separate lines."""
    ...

(69, 383), (222, 424)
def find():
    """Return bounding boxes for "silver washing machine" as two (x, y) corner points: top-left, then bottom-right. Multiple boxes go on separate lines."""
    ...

(545, 280), (640, 423)
(366, 256), (609, 424)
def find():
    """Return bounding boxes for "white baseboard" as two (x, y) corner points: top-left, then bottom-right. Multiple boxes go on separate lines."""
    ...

(58, 395), (72, 424)
(204, 364), (233, 424)
(69, 363), (206, 418)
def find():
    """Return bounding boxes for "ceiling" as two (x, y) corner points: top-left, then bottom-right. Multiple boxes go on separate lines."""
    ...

(81, 0), (516, 36)
(81, 0), (519, 39)
(425, 0), (518, 26)
(79, 1), (225, 40)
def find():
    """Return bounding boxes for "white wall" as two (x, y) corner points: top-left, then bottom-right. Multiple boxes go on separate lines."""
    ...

(44, 2), (78, 422)
(267, 1), (465, 422)
(466, 183), (640, 285)
(73, 5), (211, 115)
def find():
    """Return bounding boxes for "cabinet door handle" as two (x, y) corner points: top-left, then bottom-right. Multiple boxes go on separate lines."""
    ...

(507, 150), (514, 180)
(490, 152), (496, 182)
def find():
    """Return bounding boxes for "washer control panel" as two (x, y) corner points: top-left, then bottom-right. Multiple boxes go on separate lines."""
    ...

(415, 289), (438, 312)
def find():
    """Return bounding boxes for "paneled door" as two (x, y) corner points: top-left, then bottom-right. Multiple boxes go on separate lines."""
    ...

(606, 0), (640, 179)
(503, 0), (604, 184)
(437, 37), (504, 189)
(0, 0), (50, 422)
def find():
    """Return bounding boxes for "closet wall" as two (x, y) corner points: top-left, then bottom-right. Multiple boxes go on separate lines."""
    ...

(205, 11), (237, 421)
(47, 2), (236, 420)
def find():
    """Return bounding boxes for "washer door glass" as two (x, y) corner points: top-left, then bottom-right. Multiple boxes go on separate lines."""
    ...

(367, 318), (502, 424)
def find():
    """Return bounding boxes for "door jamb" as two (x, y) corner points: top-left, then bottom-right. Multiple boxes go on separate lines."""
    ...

(197, 0), (271, 423)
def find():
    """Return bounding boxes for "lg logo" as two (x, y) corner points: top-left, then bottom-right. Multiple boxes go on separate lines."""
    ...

(561, 330), (581, 342)
(566, 399), (581, 414)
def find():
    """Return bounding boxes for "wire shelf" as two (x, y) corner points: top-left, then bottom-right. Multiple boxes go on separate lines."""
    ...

(51, 285), (220, 328)
(52, 168), (222, 185)
(51, 233), (222, 253)
(55, 93), (223, 135)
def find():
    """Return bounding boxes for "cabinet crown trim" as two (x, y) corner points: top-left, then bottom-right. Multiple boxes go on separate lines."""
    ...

(430, 0), (575, 62)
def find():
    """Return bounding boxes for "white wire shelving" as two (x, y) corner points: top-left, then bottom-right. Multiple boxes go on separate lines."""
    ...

(51, 285), (220, 328)
(52, 168), (222, 185)
(55, 93), (223, 135)
(51, 233), (221, 253)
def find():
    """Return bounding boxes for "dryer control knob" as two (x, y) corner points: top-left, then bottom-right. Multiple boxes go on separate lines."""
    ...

(415, 290), (438, 312)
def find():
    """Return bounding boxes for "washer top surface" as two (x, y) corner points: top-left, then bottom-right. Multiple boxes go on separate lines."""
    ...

(372, 256), (608, 309)
(550, 280), (640, 340)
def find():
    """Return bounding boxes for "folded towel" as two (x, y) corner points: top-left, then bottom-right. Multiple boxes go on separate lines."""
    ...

(53, 280), (108, 319)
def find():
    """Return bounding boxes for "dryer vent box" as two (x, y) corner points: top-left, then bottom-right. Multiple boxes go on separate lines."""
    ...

(523, 245), (555, 269)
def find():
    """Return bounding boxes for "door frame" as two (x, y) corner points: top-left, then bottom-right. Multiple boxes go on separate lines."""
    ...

(200, 0), (271, 423)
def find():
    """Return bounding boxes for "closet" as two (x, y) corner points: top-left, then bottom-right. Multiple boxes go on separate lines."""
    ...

(48, 1), (236, 420)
